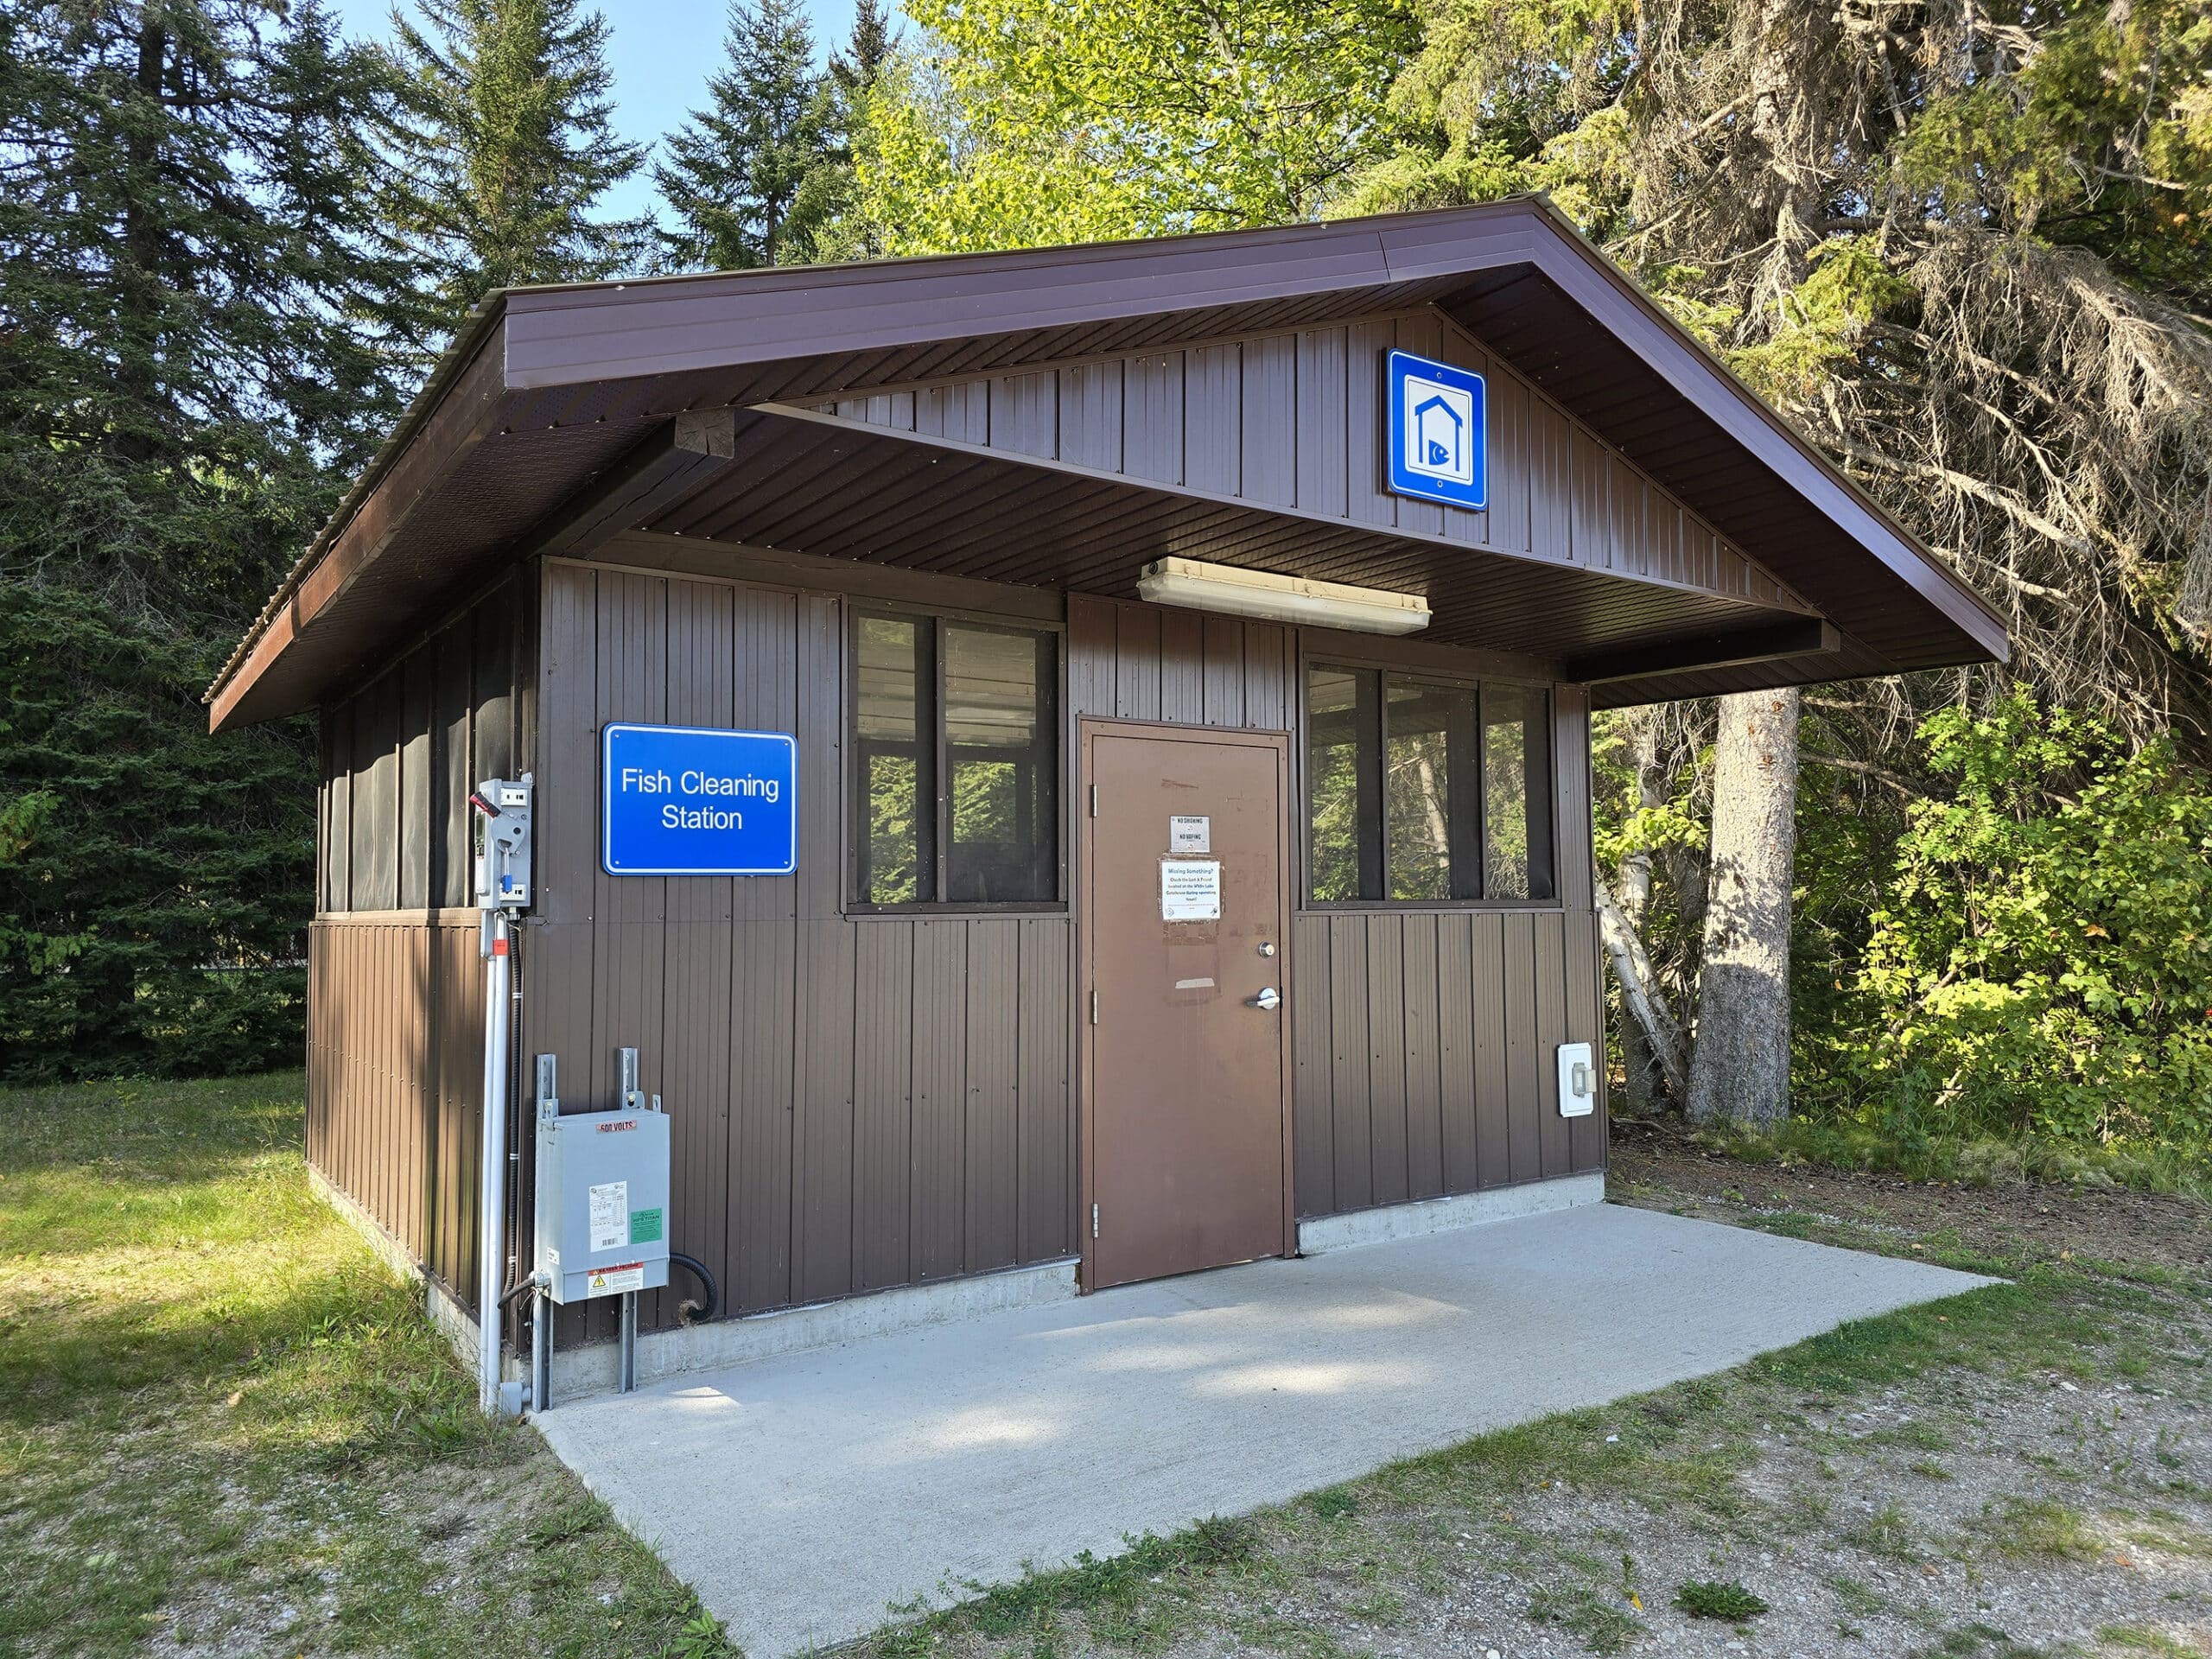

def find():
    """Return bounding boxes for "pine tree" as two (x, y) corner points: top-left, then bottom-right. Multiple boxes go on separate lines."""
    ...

(385, 0), (649, 328)
(789, 0), (898, 261)
(0, 1), (411, 1077)
(830, 0), (893, 105)
(0, 0), (417, 618)
(654, 0), (831, 271)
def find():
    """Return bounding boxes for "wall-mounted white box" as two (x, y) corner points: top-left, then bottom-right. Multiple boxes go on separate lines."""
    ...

(1557, 1041), (1597, 1117)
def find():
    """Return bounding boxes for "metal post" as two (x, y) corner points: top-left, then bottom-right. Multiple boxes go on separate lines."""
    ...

(476, 909), (512, 1415)
(531, 1287), (551, 1413)
(619, 1291), (638, 1393)
(530, 1052), (558, 1414)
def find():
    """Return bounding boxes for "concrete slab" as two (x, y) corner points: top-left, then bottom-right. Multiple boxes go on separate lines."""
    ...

(533, 1202), (1994, 1657)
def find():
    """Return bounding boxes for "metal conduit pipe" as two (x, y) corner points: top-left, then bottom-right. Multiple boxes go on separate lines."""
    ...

(475, 908), (512, 1416)
(531, 1287), (551, 1414)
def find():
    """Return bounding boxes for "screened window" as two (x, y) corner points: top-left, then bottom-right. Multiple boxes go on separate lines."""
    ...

(1306, 664), (1552, 904)
(851, 612), (1058, 906)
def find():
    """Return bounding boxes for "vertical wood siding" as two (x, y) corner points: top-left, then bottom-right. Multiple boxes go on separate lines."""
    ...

(1068, 592), (1607, 1222)
(823, 312), (1804, 613)
(318, 575), (525, 914)
(311, 554), (1605, 1338)
(305, 918), (484, 1301)
(525, 561), (1076, 1345)
(306, 574), (531, 1314)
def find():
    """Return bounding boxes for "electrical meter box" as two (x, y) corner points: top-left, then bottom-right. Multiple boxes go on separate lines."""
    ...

(535, 1105), (672, 1304)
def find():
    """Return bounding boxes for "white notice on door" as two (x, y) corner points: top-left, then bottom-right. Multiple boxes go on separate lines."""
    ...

(588, 1179), (629, 1252)
(1168, 814), (1211, 854)
(1160, 858), (1223, 921)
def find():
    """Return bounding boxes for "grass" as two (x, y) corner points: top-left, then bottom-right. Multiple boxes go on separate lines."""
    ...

(1671, 1110), (2212, 1203)
(1672, 1578), (1767, 1621)
(0, 1071), (735, 1658)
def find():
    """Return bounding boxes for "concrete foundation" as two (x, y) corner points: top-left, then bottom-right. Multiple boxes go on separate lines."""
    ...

(543, 1258), (1081, 1401)
(1296, 1171), (1604, 1253)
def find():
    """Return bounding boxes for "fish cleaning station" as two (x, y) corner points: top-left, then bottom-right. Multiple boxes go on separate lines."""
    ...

(210, 199), (2005, 1649)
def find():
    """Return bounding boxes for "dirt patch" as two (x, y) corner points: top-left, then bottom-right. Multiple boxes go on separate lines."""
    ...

(1608, 1113), (2212, 1279)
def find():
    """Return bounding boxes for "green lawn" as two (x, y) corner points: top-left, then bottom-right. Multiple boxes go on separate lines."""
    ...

(0, 1072), (734, 1658)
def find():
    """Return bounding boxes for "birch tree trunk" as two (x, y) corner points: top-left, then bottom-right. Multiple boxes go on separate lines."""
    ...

(1595, 872), (1687, 1099)
(1616, 712), (1669, 1110)
(1685, 688), (1801, 1126)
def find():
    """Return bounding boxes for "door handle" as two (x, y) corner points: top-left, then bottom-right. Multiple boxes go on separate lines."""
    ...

(1249, 987), (1281, 1012)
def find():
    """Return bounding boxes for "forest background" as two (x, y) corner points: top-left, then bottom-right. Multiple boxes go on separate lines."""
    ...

(4, 0), (2209, 1184)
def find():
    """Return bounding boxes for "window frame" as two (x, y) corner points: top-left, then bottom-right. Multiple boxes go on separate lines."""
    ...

(844, 601), (1067, 916)
(1300, 653), (1558, 912)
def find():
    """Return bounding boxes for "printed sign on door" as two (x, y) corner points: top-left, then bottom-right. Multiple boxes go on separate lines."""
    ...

(1160, 858), (1224, 921)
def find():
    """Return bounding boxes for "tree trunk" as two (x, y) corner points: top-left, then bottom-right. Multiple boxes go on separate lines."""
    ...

(1595, 871), (1687, 1100)
(1685, 688), (1801, 1127)
(1615, 711), (1669, 1110)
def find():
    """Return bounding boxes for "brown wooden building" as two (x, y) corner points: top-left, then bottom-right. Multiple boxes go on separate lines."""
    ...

(211, 200), (2005, 1383)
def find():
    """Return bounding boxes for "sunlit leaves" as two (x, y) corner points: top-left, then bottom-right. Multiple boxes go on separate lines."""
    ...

(855, 0), (1420, 253)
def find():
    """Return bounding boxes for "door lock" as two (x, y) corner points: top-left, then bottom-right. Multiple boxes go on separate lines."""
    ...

(1256, 941), (1276, 957)
(1249, 987), (1281, 1011)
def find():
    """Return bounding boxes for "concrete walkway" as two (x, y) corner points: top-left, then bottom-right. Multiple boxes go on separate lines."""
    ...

(533, 1202), (1993, 1656)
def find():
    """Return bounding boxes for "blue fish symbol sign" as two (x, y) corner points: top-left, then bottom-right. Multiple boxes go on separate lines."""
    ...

(1387, 352), (1487, 511)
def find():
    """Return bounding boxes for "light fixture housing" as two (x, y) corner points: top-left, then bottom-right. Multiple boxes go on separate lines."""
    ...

(1134, 557), (1432, 635)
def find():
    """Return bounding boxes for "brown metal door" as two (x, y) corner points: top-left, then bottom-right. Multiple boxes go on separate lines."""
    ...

(1082, 722), (1293, 1289)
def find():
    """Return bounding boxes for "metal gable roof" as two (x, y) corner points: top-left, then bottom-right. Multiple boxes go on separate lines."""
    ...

(208, 197), (2005, 731)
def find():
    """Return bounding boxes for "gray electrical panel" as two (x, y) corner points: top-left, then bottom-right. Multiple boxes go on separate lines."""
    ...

(535, 1058), (671, 1305)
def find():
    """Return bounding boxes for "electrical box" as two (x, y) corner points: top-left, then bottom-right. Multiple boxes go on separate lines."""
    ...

(471, 775), (533, 909)
(1556, 1041), (1597, 1118)
(535, 1101), (671, 1305)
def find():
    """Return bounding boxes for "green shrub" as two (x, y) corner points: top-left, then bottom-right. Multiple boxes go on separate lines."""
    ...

(0, 586), (313, 1079)
(1854, 692), (2212, 1160)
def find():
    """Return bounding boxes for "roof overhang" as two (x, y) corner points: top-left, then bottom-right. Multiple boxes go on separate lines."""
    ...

(208, 197), (2005, 731)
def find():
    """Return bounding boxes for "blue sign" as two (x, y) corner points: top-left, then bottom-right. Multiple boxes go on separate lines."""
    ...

(601, 723), (797, 876)
(1385, 350), (1488, 512)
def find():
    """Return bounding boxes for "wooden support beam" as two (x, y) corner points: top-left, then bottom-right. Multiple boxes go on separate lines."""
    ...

(531, 410), (738, 560)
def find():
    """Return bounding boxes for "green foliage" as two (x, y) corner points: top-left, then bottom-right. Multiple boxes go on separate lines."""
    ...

(384, 0), (649, 327)
(656, 0), (837, 270)
(0, 588), (312, 1080)
(1673, 1578), (1768, 1621)
(0, 1), (423, 1081)
(863, 753), (921, 905)
(855, 0), (1419, 254)
(1852, 693), (2212, 1155)
(1891, 0), (2212, 303)
(1724, 239), (1916, 404)
(0, 0), (420, 617)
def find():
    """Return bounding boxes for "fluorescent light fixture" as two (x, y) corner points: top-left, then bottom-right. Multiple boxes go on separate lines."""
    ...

(1135, 557), (1432, 635)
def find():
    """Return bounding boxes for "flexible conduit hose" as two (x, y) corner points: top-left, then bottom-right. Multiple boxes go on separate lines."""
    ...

(503, 1255), (716, 1319)
(669, 1251), (718, 1323)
